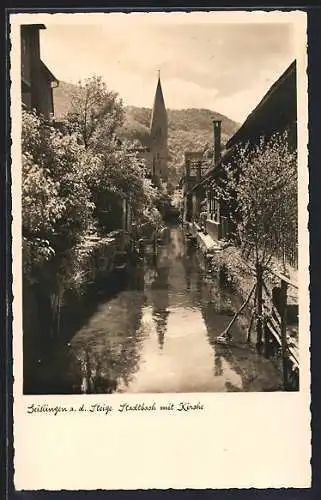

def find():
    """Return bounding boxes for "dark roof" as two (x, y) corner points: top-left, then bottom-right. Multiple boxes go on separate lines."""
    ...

(226, 60), (296, 148)
(21, 24), (46, 30)
(40, 60), (59, 85)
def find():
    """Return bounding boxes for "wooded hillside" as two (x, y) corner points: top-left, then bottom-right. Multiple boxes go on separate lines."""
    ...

(53, 81), (240, 184)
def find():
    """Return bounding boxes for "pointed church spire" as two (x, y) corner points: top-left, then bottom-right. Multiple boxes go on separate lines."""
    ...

(150, 72), (166, 126)
(149, 72), (168, 183)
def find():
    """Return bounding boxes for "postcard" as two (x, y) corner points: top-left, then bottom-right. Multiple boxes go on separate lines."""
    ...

(10, 10), (310, 490)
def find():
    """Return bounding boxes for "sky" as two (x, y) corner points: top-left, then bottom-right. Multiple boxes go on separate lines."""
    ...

(23, 12), (301, 123)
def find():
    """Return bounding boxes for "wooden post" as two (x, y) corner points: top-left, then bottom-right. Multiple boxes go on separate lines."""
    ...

(263, 313), (270, 358)
(256, 262), (263, 354)
(280, 278), (289, 390)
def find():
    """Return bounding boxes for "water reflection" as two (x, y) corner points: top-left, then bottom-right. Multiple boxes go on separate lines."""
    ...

(201, 299), (282, 392)
(71, 289), (146, 393)
(150, 255), (170, 351)
(31, 226), (282, 393)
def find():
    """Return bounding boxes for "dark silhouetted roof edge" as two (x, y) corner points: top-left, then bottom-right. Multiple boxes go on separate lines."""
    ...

(226, 59), (296, 149)
(40, 60), (59, 85)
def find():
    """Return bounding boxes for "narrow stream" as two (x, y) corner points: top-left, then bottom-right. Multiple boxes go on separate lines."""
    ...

(31, 226), (282, 393)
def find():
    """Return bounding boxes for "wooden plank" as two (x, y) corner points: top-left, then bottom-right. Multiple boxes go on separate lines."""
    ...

(266, 268), (298, 289)
(266, 317), (281, 345)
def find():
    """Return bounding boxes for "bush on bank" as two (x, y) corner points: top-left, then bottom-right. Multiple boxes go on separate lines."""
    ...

(22, 110), (95, 285)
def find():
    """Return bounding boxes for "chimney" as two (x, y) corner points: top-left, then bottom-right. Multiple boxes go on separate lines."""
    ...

(213, 119), (222, 165)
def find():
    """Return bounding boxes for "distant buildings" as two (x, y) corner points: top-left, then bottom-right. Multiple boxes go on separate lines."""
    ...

(21, 24), (59, 119)
(181, 150), (208, 223)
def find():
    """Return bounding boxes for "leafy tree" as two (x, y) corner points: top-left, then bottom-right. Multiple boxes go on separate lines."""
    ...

(154, 187), (172, 219)
(229, 132), (297, 271)
(80, 137), (159, 233)
(22, 110), (94, 282)
(215, 132), (297, 347)
(65, 75), (124, 150)
(64, 76), (162, 232)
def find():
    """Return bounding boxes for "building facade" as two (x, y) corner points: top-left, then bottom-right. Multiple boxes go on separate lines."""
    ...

(182, 151), (207, 223)
(21, 24), (59, 119)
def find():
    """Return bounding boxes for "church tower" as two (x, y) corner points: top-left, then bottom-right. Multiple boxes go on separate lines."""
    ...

(149, 72), (168, 184)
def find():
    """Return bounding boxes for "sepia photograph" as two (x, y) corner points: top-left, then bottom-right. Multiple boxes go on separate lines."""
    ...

(10, 10), (311, 491)
(17, 13), (304, 396)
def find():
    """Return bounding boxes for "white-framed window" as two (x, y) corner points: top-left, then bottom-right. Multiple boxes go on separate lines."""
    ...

(208, 192), (220, 223)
